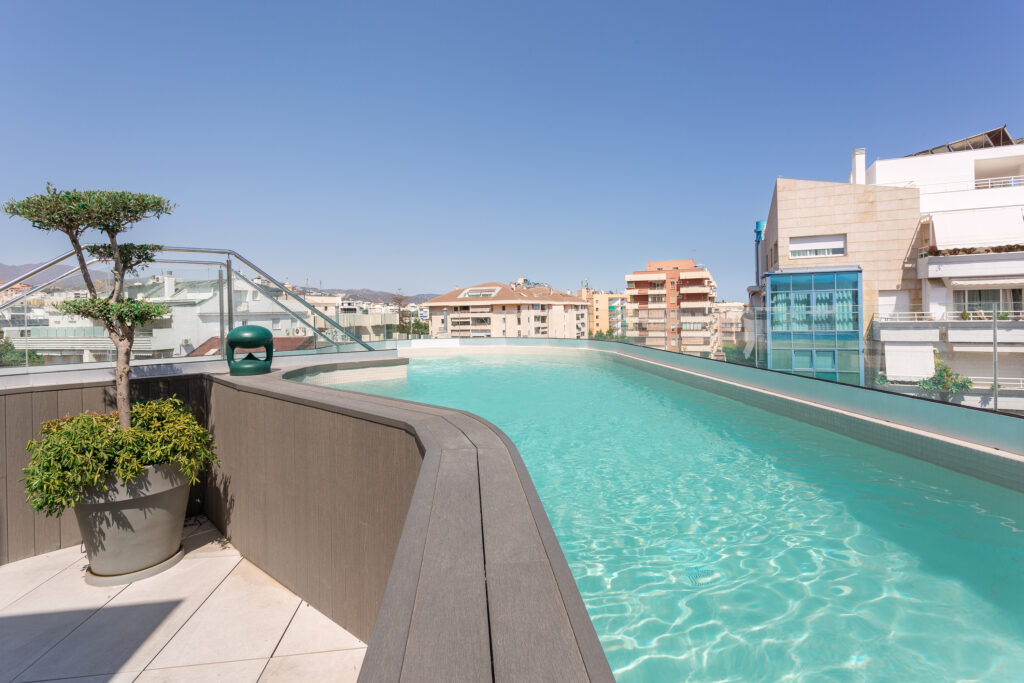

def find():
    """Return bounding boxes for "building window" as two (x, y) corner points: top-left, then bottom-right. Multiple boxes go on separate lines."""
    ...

(789, 235), (846, 259)
(271, 318), (281, 330)
(765, 270), (862, 385)
(953, 288), (1002, 313)
(460, 286), (500, 298)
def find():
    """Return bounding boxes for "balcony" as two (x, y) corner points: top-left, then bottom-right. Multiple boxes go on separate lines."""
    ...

(917, 250), (1024, 280)
(625, 273), (666, 283)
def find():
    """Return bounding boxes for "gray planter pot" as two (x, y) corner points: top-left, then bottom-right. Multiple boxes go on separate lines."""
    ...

(74, 463), (189, 584)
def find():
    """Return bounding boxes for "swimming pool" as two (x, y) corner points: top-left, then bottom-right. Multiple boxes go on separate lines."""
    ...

(333, 350), (1024, 681)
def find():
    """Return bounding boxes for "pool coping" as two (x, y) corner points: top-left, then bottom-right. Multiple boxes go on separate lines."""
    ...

(241, 365), (614, 682)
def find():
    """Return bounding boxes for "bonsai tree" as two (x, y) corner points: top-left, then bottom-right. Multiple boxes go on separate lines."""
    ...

(4, 184), (174, 427)
(917, 351), (973, 402)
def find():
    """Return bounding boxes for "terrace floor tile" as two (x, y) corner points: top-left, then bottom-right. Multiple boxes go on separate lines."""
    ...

(260, 649), (365, 682)
(0, 517), (364, 683)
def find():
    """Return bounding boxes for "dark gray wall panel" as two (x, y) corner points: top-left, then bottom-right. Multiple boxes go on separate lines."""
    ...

(30, 391), (60, 554)
(5, 392), (35, 562)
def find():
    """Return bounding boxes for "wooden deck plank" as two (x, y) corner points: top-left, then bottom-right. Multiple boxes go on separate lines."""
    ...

(400, 447), (491, 682)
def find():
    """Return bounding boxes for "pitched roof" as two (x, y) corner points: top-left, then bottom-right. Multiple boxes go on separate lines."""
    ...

(187, 334), (316, 357)
(424, 282), (586, 307)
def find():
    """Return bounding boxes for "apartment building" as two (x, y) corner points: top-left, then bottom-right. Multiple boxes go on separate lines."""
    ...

(750, 126), (1024, 394)
(867, 127), (1024, 391)
(580, 288), (628, 337)
(625, 260), (719, 356)
(714, 301), (746, 347)
(424, 280), (588, 339)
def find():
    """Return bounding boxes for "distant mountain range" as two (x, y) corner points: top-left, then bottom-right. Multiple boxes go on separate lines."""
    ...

(297, 287), (440, 304)
(0, 261), (111, 289)
(1, 262), (439, 304)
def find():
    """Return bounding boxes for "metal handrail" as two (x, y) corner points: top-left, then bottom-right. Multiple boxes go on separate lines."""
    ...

(161, 247), (372, 350)
(0, 250), (77, 293)
(0, 246), (374, 351)
(1, 261), (98, 312)
(228, 268), (340, 349)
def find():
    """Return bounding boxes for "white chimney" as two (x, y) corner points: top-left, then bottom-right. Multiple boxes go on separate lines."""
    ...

(163, 272), (175, 298)
(851, 148), (866, 184)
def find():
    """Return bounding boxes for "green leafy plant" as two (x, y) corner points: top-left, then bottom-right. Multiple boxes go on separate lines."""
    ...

(0, 337), (45, 367)
(4, 184), (174, 427)
(960, 310), (971, 320)
(997, 313), (1009, 321)
(874, 371), (888, 386)
(917, 352), (973, 402)
(589, 329), (629, 342)
(23, 398), (216, 517)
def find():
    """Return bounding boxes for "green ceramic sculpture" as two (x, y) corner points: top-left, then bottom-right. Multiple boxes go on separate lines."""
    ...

(226, 325), (274, 376)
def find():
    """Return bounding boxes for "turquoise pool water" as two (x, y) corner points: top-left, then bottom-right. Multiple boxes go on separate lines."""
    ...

(334, 351), (1024, 681)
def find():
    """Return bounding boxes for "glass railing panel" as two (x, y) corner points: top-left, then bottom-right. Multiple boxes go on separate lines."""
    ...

(1, 264), (232, 369)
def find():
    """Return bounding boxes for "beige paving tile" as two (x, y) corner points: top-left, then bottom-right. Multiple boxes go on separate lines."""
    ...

(0, 559), (125, 683)
(181, 517), (219, 540)
(147, 560), (300, 670)
(260, 649), (365, 683)
(17, 556), (241, 682)
(34, 674), (139, 683)
(137, 659), (266, 682)
(274, 603), (365, 657)
(0, 545), (85, 611)
(180, 530), (240, 559)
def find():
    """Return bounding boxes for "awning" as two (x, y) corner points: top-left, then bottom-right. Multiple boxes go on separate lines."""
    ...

(929, 207), (1024, 249)
(949, 277), (1024, 289)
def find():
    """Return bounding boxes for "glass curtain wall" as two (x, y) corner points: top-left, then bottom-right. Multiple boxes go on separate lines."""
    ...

(765, 270), (863, 385)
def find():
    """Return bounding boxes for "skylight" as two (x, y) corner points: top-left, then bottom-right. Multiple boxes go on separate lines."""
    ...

(460, 287), (500, 298)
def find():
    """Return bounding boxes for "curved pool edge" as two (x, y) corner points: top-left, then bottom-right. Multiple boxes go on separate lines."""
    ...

(227, 364), (615, 682)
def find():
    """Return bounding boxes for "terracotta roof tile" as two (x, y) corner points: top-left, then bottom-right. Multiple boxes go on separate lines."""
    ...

(424, 282), (586, 306)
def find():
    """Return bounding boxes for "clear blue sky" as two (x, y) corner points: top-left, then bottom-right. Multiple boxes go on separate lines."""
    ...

(2, 1), (1022, 299)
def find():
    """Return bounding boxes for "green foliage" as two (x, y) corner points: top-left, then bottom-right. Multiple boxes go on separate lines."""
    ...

(0, 337), (45, 367)
(86, 243), (163, 276)
(590, 329), (628, 342)
(23, 398), (217, 517)
(721, 342), (755, 367)
(874, 371), (888, 386)
(57, 298), (168, 329)
(2, 183), (174, 237)
(917, 352), (973, 399)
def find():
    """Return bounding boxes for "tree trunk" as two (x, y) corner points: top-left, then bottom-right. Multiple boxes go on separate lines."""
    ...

(68, 233), (97, 297)
(113, 334), (132, 429)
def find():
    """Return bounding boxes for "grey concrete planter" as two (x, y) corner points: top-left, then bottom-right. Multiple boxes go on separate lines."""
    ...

(74, 463), (189, 584)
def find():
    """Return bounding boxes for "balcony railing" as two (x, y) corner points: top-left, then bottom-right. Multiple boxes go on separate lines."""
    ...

(875, 306), (1024, 323)
(975, 175), (1024, 190)
(881, 174), (1024, 194)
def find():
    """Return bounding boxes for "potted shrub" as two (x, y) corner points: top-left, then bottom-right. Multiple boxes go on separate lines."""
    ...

(917, 352), (973, 403)
(4, 185), (218, 582)
(23, 398), (216, 582)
